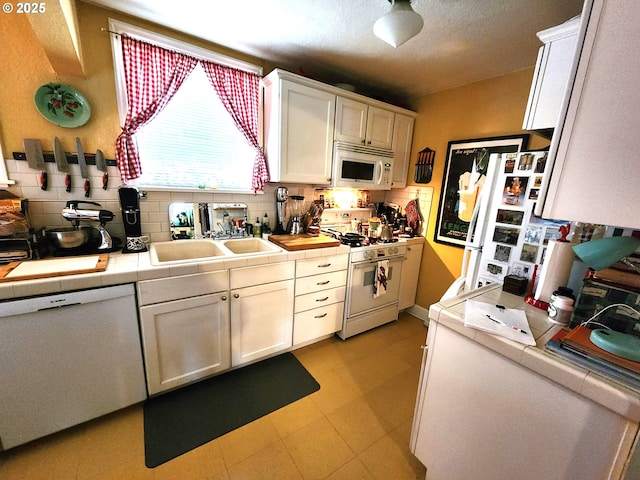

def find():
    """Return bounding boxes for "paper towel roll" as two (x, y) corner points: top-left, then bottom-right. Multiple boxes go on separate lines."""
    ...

(534, 240), (575, 303)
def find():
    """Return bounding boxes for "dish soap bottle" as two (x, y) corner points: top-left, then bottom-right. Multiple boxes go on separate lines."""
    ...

(253, 217), (261, 237)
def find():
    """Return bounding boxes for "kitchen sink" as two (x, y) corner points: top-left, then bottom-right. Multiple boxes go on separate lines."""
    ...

(149, 239), (227, 265)
(149, 237), (282, 265)
(221, 237), (282, 255)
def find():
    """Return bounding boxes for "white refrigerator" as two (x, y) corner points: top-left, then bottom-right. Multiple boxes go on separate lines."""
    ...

(443, 151), (569, 299)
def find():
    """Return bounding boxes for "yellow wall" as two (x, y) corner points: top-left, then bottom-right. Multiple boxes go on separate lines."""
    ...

(1, 1), (548, 309)
(0, 2), (271, 157)
(409, 69), (549, 308)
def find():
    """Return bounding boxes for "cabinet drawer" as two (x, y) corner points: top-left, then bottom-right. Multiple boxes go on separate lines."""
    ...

(295, 286), (346, 314)
(296, 254), (348, 278)
(295, 270), (347, 295)
(137, 270), (228, 306)
(230, 261), (295, 289)
(293, 302), (344, 345)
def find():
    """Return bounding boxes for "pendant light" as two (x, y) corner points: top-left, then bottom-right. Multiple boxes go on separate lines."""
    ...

(373, 0), (424, 48)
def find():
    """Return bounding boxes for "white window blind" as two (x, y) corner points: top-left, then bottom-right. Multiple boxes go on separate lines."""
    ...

(136, 64), (255, 190)
(109, 19), (262, 192)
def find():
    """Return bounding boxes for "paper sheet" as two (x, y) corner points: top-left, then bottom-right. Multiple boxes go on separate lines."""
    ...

(464, 299), (536, 346)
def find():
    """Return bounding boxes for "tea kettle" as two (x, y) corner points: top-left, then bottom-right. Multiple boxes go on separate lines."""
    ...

(380, 215), (394, 242)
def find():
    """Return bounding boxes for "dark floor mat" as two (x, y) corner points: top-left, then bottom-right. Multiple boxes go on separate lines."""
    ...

(143, 352), (319, 468)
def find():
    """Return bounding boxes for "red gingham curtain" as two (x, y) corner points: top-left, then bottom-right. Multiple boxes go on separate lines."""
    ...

(201, 63), (269, 193)
(116, 35), (269, 192)
(115, 36), (197, 182)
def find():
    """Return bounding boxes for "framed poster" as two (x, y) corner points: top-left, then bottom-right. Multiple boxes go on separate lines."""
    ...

(434, 134), (529, 247)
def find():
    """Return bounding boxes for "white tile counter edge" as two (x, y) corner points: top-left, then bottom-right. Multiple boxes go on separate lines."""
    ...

(429, 284), (640, 422)
(0, 244), (351, 300)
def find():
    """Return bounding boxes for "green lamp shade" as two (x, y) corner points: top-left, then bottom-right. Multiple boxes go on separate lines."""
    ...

(572, 236), (640, 271)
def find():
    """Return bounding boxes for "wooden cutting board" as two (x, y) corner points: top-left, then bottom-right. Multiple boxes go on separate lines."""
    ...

(0, 254), (108, 282)
(268, 234), (340, 251)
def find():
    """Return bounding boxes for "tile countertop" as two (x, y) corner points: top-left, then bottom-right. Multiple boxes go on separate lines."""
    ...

(0, 243), (351, 300)
(429, 284), (640, 422)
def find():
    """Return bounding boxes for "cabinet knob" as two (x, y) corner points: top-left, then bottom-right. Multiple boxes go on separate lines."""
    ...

(234, 293), (240, 299)
(221, 296), (227, 301)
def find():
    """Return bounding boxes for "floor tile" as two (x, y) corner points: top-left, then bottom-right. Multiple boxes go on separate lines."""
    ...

(282, 417), (355, 479)
(0, 313), (428, 480)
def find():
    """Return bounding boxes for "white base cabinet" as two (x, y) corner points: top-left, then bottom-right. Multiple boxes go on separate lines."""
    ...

(411, 321), (638, 480)
(139, 293), (230, 395)
(293, 253), (349, 345)
(399, 238), (423, 310)
(137, 271), (230, 395)
(230, 262), (295, 367)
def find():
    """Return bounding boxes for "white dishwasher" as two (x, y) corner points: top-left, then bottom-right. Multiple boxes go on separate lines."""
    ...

(0, 283), (147, 450)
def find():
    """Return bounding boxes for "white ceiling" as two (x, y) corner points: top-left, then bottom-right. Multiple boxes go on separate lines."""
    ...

(81, 0), (584, 104)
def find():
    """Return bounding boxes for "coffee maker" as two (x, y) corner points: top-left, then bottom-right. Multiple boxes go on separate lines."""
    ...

(119, 186), (147, 253)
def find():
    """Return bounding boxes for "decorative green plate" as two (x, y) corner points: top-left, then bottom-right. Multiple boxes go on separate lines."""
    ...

(34, 83), (91, 128)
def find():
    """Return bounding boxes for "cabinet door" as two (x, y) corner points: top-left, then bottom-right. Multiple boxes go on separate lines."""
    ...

(335, 96), (368, 144)
(270, 80), (335, 184)
(293, 301), (344, 345)
(139, 293), (230, 395)
(365, 106), (395, 149)
(539, 0), (640, 229)
(411, 322), (635, 480)
(391, 113), (415, 188)
(230, 279), (295, 367)
(522, 18), (579, 132)
(399, 242), (423, 310)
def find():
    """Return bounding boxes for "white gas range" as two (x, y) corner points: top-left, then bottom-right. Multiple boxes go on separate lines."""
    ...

(320, 212), (408, 339)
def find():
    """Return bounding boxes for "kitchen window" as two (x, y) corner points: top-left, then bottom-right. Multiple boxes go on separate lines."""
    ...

(109, 19), (265, 193)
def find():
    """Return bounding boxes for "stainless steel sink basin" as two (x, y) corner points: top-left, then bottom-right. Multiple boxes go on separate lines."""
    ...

(149, 237), (282, 265)
(221, 237), (282, 255)
(150, 239), (227, 265)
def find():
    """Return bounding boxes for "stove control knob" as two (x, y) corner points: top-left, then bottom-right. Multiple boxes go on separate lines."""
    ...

(391, 246), (398, 255)
(363, 250), (372, 260)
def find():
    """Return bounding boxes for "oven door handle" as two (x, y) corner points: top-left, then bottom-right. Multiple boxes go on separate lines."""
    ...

(352, 256), (407, 268)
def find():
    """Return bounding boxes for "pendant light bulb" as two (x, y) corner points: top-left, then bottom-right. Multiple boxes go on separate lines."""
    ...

(373, 0), (424, 48)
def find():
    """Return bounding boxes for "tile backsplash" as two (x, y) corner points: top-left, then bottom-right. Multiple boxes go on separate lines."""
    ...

(3, 156), (432, 243)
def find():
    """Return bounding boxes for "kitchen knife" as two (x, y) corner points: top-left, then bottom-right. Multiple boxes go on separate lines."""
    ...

(23, 138), (47, 190)
(53, 137), (72, 192)
(76, 137), (90, 197)
(95, 149), (108, 190)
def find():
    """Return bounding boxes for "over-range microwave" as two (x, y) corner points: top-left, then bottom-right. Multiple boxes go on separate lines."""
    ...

(331, 142), (394, 190)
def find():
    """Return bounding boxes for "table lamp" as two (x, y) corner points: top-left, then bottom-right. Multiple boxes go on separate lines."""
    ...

(572, 236), (640, 361)
(572, 236), (640, 272)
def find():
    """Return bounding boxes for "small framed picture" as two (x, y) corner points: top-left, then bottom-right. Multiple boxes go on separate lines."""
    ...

(481, 260), (508, 282)
(502, 176), (529, 206)
(492, 226), (520, 245)
(520, 243), (539, 263)
(533, 176), (543, 188)
(524, 225), (542, 244)
(511, 262), (532, 279)
(496, 209), (524, 226)
(494, 244), (512, 262)
(529, 189), (539, 200)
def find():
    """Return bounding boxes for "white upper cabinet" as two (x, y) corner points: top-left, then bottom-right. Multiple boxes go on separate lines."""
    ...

(390, 113), (415, 188)
(537, 0), (640, 229)
(335, 97), (395, 149)
(262, 69), (416, 185)
(523, 17), (580, 136)
(263, 72), (336, 184)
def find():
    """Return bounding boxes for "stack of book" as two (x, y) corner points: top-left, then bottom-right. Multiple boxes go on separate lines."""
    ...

(545, 326), (640, 390)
